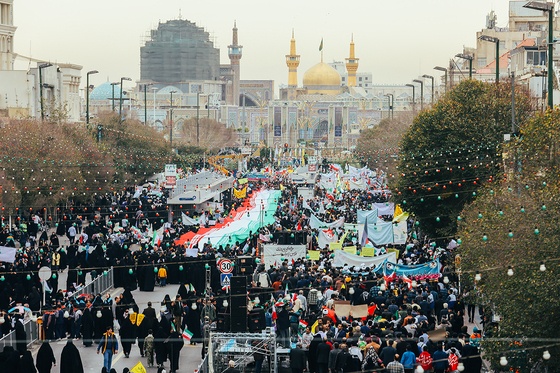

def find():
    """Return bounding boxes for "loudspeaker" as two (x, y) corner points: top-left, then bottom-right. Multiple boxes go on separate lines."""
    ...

(230, 307), (247, 332)
(230, 295), (246, 310)
(216, 313), (230, 332)
(249, 308), (266, 332)
(231, 276), (247, 295)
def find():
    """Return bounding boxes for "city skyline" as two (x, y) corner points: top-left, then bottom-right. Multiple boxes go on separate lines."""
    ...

(14, 0), (510, 92)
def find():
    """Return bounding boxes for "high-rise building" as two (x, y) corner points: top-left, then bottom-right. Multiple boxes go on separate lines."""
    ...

(140, 19), (220, 83)
(0, 0), (16, 70)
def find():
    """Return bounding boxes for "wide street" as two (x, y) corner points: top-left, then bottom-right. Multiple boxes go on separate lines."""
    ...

(30, 277), (203, 373)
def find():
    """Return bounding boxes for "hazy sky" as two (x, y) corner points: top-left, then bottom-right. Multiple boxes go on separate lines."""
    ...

(14, 0), (509, 92)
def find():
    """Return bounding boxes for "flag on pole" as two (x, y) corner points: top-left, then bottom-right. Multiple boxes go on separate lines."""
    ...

(319, 38), (323, 51)
(299, 320), (308, 329)
(182, 329), (193, 341)
(130, 361), (147, 373)
(361, 216), (369, 247)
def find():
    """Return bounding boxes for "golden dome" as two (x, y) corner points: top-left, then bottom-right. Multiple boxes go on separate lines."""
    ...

(302, 62), (341, 95)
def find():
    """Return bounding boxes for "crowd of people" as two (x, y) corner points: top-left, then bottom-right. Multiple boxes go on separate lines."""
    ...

(0, 166), (486, 373)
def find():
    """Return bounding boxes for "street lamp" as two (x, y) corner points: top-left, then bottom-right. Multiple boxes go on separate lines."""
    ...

(169, 90), (177, 150)
(523, 1), (554, 109)
(86, 70), (98, 125)
(412, 79), (424, 111)
(143, 83), (152, 125)
(119, 77), (132, 118)
(385, 93), (394, 119)
(405, 83), (415, 108)
(434, 66), (448, 93)
(38, 63), (52, 121)
(479, 35), (500, 82)
(455, 54), (473, 78)
(111, 82), (120, 112)
(422, 74), (434, 104)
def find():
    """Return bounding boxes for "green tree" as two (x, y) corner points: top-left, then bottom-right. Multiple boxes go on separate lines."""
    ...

(457, 109), (560, 372)
(392, 79), (533, 239)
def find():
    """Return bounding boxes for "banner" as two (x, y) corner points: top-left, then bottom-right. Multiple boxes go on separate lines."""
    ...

(317, 229), (338, 249)
(357, 210), (379, 224)
(378, 259), (440, 277)
(164, 164), (177, 188)
(308, 250), (320, 261)
(185, 248), (199, 257)
(233, 187), (247, 199)
(310, 215), (345, 230)
(262, 245), (307, 267)
(365, 221), (395, 245)
(333, 250), (397, 269)
(0, 246), (17, 263)
(371, 203), (395, 217)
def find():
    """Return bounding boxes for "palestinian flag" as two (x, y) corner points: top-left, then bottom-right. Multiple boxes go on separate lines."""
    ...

(182, 329), (193, 341)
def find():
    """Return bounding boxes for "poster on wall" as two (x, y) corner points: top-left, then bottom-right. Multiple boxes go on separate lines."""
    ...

(165, 164), (177, 188)
(262, 245), (307, 267)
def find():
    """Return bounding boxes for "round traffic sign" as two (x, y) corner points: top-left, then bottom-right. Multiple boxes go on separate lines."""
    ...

(218, 259), (233, 274)
(39, 266), (52, 281)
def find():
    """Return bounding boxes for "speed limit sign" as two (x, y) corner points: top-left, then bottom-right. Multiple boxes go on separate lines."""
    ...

(218, 259), (233, 274)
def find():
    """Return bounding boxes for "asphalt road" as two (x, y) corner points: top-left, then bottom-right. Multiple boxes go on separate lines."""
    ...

(31, 280), (204, 373)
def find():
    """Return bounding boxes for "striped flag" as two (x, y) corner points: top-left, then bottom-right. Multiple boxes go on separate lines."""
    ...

(319, 38), (323, 51)
(299, 320), (308, 329)
(182, 329), (193, 341)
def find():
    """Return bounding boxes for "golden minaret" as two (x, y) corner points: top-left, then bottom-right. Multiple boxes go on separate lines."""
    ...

(286, 29), (300, 87)
(345, 34), (359, 87)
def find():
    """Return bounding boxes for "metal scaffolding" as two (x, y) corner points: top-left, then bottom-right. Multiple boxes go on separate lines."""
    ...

(208, 330), (278, 373)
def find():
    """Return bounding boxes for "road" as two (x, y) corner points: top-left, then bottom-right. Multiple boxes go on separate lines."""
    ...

(31, 279), (204, 373)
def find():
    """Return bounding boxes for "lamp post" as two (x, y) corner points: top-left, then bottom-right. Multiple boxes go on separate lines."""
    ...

(38, 63), (52, 121)
(169, 90), (177, 150)
(523, 1), (554, 109)
(422, 74), (434, 104)
(152, 87), (157, 126)
(110, 82), (119, 112)
(405, 83), (415, 110)
(143, 83), (152, 125)
(434, 66), (448, 93)
(119, 77), (132, 118)
(86, 70), (98, 125)
(455, 53), (473, 78)
(385, 94), (394, 119)
(412, 79), (424, 111)
(479, 35), (500, 82)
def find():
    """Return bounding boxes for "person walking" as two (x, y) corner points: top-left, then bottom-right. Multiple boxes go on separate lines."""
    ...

(36, 341), (56, 373)
(143, 329), (155, 367)
(97, 326), (119, 371)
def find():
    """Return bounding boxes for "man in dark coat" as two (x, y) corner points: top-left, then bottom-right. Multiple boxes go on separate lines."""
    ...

(35, 341), (56, 373)
(316, 337), (332, 373)
(60, 340), (84, 373)
(308, 334), (322, 373)
(290, 343), (307, 373)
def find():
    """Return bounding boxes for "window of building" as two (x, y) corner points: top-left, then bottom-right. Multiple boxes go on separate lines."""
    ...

(477, 58), (487, 67)
(359, 84), (362, 87)
(499, 41), (505, 50)
(359, 77), (362, 81)
(342, 77), (345, 81)
(527, 50), (547, 66)
(365, 77), (368, 80)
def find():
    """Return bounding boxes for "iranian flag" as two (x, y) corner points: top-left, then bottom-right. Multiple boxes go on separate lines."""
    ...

(299, 320), (308, 329)
(182, 329), (193, 341)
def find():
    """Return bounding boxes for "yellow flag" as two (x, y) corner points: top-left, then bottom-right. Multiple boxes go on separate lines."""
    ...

(308, 250), (320, 261)
(280, 184), (284, 191)
(130, 362), (147, 373)
(395, 204), (403, 217)
(311, 320), (319, 334)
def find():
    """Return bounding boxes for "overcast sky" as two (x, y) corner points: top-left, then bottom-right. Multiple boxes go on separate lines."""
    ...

(13, 0), (509, 92)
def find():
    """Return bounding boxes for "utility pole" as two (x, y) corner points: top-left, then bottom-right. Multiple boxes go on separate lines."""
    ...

(511, 72), (516, 134)
(170, 90), (176, 150)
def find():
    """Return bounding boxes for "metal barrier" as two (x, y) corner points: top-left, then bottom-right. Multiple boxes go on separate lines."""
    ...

(73, 267), (114, 299)
(0, 319), (38, 352)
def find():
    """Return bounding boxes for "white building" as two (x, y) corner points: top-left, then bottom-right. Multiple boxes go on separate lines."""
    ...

(329, 60), (374, 93)
(0, 0), (82, 121)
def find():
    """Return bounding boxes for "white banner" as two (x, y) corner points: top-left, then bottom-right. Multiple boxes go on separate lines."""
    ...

(185, 248), (199, 257)
(0, 246), (17, 263)
(318, 229), (338, 249)
(310, 215), (345, 230)
(333, 250), (397, 269)
(262, 245), (307, 267)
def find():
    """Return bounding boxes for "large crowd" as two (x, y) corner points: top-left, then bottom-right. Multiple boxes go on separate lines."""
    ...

(0, 167), (488, 373)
